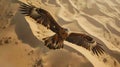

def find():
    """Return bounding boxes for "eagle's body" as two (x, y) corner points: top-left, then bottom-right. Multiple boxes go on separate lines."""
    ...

(20, 3), (104, 56)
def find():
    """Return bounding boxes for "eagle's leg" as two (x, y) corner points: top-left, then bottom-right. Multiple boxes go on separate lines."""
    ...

(42, 34), (64, 49)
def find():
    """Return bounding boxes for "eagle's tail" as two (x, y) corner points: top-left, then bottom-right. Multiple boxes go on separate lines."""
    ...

(42, 34), (64, 49)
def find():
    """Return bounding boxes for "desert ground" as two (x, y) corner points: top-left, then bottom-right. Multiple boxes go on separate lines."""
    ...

(0, 0), (120, 67)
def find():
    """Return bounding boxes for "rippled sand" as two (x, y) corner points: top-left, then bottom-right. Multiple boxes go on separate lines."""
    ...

(0, 0), (120, 67)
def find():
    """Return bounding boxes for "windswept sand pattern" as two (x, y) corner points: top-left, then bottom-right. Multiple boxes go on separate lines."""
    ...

(54, 0), (120, 51)
(0, 0), (120, 67)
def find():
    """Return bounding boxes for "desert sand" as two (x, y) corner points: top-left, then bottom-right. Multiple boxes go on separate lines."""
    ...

(0, 0), (120, 67)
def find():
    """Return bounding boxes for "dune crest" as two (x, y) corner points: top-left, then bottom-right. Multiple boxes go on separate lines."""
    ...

(0, 0), (120, 67)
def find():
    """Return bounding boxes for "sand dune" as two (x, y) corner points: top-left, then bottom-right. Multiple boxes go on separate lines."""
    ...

(55, 0), (120, 52)
(0, 0), (120, 67)
(25, 11), (120, 67)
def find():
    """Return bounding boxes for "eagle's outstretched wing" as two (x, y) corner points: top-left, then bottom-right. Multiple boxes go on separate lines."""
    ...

(66, 33), (104, 56)
(20, 2), (63, 34)
(20, 2), (68, 49)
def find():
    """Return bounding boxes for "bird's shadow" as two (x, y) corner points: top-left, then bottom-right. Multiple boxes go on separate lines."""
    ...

(11, 11), (44, 48)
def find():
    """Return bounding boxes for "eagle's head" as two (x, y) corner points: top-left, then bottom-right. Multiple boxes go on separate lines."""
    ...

(58, 28), (69, 39)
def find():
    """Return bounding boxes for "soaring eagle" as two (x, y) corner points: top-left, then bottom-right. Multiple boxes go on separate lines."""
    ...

(20, 3), (104, 56)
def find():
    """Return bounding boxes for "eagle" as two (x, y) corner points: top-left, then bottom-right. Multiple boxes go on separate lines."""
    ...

(19, 2), (105, 56)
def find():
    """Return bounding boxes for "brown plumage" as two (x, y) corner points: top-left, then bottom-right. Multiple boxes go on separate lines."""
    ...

(20, 2), (105, 56)
(19, 2), (68, 49)
(66, 33), (104, 56)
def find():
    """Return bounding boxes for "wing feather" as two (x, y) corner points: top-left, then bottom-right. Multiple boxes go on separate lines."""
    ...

(66, 33), (105, 56)
(19, 2), (62, 34)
